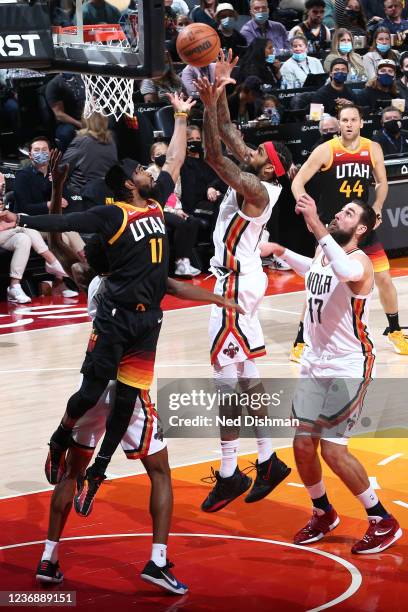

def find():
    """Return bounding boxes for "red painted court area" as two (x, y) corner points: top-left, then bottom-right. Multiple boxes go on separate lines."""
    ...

(1, 446), (407, 611)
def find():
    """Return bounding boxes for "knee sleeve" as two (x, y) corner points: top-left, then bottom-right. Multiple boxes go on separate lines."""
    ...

(67, 376), (109, 420)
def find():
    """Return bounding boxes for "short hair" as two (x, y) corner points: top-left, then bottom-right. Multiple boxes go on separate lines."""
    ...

(305, 0), (325, 9)
(381, 105), (402, 119)
(150, 141), (168, 157)
(29, 136), (51, 150)
(187, 124), (201, 138)
(337, 103), (363, 119)
(400, 51), (408, 67)
(290, 34), (308, 46)
(84, 235), (110, 276)
(318, 114), (339, 133)
(355, 201), (377, 243)
(330, 57), (348, 72)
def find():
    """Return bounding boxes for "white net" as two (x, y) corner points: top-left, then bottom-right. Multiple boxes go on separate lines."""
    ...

(81, 73), (134, 121)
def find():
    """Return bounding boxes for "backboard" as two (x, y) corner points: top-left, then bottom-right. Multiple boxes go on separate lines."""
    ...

(0, 0), (166, 79)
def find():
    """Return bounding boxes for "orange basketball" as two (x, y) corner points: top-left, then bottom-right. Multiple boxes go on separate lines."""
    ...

(176, 23), (221, 68)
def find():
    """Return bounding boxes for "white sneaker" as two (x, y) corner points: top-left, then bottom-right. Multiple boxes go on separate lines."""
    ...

(45, 260), (67, 279)
(188, 261), (201, 277)
(268, 255), (292, 271)
(174, 259), (192, 277)
(7, 284), (31, 304)
(62, 289), (79, 298)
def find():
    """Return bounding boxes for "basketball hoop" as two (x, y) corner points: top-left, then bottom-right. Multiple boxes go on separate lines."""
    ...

(53, 24), (135, 121)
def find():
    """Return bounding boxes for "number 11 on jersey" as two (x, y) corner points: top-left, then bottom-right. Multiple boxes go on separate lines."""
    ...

(150, 238), (163, 263)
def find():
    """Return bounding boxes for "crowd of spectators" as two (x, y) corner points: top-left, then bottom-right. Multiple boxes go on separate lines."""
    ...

(2, 0), (408, 302)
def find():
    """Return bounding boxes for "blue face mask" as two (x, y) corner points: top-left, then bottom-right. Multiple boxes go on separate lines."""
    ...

(32, 151), (49, 165)
(332, 71), (347, 84)
(377, 42), (391, 54)
(378, 73), (394, 87)
(254, 11), (269, 24)
(292, 52), (307, 62)
(221, 17), (235, 29)
(339, 42), (352, 54)
(266, 53), (275, 63)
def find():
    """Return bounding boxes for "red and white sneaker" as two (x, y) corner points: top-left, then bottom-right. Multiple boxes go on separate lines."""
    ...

(294, 507), (340, 545)
(352, 516), (402, 554)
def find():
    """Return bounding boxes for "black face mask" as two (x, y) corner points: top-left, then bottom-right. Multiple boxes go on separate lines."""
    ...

(320, 132), (338, 143)
(384, 119), (401, 135)
(403, 70), (408, 80)
(187, 141), (203, 154)
(154, 154), (166, 167)
(345, 8), (359, 19)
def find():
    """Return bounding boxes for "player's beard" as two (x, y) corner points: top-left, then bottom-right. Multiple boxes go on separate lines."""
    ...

(328, 221), (354, 246)
(139, 185), (156, 200)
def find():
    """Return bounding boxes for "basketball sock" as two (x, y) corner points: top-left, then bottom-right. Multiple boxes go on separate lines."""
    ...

(306, 481), (331, 514)
(50, 422), (73, 449)
(256, 438), (274, 464)
(386, 312), (400, 333)
(151, 543), (167, 568)
(219, 439), (239, 478)
(356, 487), (390, 520)
(41, 540), (59, 564)
(294, 321), (304, 346)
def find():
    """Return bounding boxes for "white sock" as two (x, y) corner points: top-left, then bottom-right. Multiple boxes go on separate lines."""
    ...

(151, 543), (167, 568)
(41, 539), (59, 564)
(219, 439), (239, 477)
(306, 480), (326, 500)
(356, 486), (379, 509)
(256, 438), (273, 464)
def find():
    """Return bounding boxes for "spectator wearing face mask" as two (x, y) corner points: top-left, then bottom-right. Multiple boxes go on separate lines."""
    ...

(324, 28), (366, 80)
(280, 35), (325, 88)
(147, 141), (201, 277)
(240, 0), (290, 52)
(214, 3), (247, 56)
(372, 105), (408, 155)
(310, 58), (357, 115)
(358, 58), (398, 109)
(289, 0), (331, 52)
(396, 52), (408, 103)
(167, 14), (192, 62)
(335, 0), (367, 36)
(312, 114), (340, 148)
(363, 26), (399, 81)
(237, 40), (282, 88)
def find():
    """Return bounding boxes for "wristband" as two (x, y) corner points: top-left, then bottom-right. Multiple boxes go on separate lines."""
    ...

(174, 111), (189, 119)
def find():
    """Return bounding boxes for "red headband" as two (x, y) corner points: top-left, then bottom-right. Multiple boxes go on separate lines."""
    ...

(263, 141), (286, 178)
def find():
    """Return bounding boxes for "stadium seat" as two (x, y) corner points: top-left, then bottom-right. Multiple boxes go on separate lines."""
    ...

(154, 105), (175, 140)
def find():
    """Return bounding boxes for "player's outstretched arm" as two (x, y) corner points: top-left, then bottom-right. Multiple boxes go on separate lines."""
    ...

(167, 278), (245, 313)
(162, 92), (196, 183)
(260, 242), (312, 277)
(291, 143), (330, 202)
(196, 77), (269, 211)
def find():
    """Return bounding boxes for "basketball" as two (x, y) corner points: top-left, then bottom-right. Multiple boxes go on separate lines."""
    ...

(176, 23), (221, 68)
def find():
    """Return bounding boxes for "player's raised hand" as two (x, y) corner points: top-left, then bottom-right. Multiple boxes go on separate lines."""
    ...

(167, 91), (196, 114)
(49, 149), (69, 187)
(0, 210), (17, 231)
(214, 48), (238, 88)
(194, 76), (226, 107)
(259, 242), (285, 258)
(295, 193), (319, 230)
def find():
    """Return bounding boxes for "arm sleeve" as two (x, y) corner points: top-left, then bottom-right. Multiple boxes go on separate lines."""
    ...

(18, 205), (123, 238)
(281, 249), (313, 277)
(154, 171), (175, 206)
(318, 234), (364, 282)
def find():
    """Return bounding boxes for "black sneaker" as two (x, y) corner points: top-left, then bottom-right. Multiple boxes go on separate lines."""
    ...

(36, 559), (64, 584)
(73, 466), (106, 517)
(140, 560), (188, 595)
(201, 466), (252, 513)
(245, 453), (291, 503)
(44, 441), (67, 485)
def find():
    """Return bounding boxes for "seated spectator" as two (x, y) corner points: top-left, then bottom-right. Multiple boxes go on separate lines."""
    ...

(313, 113), (340, 147)
(237, 39), (282, 87)
(324, 28), (366, 80)
(76, 0), (121, 25)
(167, 14), (192, 62)
(257, 94), (282, 123)
(147, 142), (201, 277)
(140, 52), (185, 103)
(13, 137), (85, 262)
(363, 26), (399, 80)
(61, 112), (118, 195)
(372, 105), (408, 154)
(180, 125), (226, 221)
(396, 52), (408, 103)
(339, 0), (367, 36)
(45, 73), (85, 152)
(377, 0), (408, 34)
(227, 76), (264, 123)
(240, 0), (290, 52)
(358, 58), (398, 109)
(189, 0), (218, 27)
(214, 3), (247, 56)
(165, 0), (189, 16)
(281, 35), (325, 88)
(289, 0), (331, 52)
(164, 1), (178, 39)
(310, 58), (357, 115)
(181, 62), (216, 97)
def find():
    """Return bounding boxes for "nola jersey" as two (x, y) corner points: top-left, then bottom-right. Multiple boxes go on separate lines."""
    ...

(210, 181), (282, 275)
(304, 250), (375, 363)
(318, 137), (375, 223)
(105, 199), (168, 307)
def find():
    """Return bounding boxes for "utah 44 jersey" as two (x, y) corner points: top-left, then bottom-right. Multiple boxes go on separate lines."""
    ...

(318, 136), (375, 223)
(304, 249), (375, 360)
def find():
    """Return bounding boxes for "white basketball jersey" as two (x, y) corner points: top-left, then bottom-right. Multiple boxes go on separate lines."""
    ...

(304, 250), (375, 356)
(210, 181), (282, 275)
(87, 275), (107, 321)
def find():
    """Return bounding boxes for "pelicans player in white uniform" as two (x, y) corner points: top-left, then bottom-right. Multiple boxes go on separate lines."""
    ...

(195, 73), (291, 513)
(262, 196), (402, 554)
